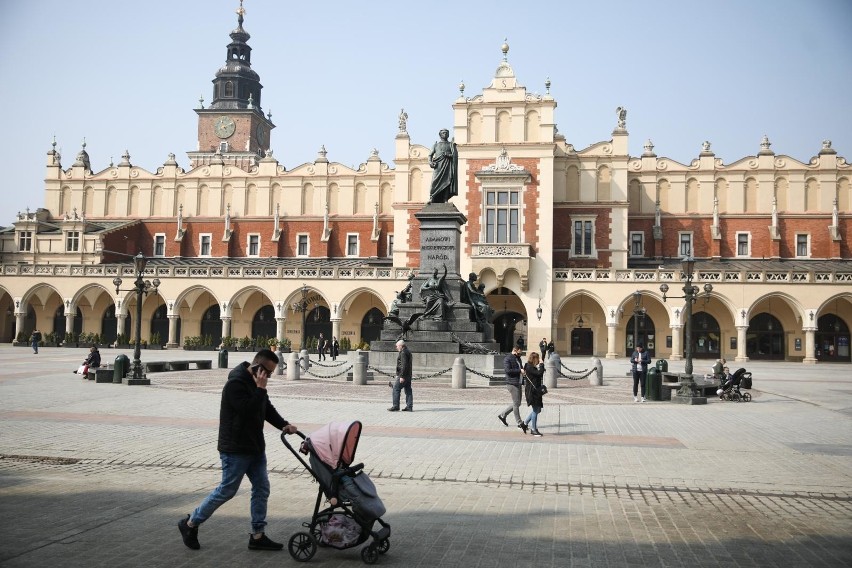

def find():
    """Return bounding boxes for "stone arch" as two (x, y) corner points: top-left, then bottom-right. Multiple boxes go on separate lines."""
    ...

(354, 183), (367, 214)
(744, 177), (758, 213)
(468, 111), (483, 143)
(715, 178), (729, 212)
(409, 168), (423, 202)
(838, 177), (851, 211)
(657, 179), (670, 211)
(805, 177), (819, 211)
(774, 177), (788, 211)
(496, 110), (511, 143)
(685, 178), (699, 213)
(566, 165), (580, 202)
(302, 183), (314, 215)
(328, 182), (340, 214)
(596, 165), (611, 201)
(380, 182), (392, 214)
(524, 110), (540, 142)
(628, 179), (641, 213)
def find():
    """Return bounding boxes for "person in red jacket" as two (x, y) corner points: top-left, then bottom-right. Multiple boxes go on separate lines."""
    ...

(178, 349), (298, 551)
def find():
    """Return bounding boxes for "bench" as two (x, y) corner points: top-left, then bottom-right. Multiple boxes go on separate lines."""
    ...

(144, 361), (169, 373)
(86, 366), (115, 383)
(167, 360), (212, 371)
(661, 381), (719, 400)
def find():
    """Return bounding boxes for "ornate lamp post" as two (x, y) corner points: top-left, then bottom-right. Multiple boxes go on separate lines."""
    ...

(659, 255), (712, 403)
(291, 284), (310, 350)
(632, 290), (646, 352)
(113, 252), (160, 385)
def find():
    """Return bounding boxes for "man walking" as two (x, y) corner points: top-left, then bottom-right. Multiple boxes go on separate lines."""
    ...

(317, 333), (327, 361)
(497, 345), (527, 433)
(388, 339), (413, 412)
(631, 343), (651, 402)
(539, 337), (547, 362)
(178, 348), (298, 551)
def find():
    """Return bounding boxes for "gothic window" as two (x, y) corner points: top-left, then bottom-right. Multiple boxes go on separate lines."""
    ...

(679, 232), (693, 257)
(297, 234), (309, 256)
(18, 231), (32, 252)
(630, 232), (644, 257)
(247, 234), (260, 257)
(224, 81), (234, 97)
(736, 233), (750, 257)
(153, 234), (165, 257)
(346, 234), (359, 257)
(199, 234), (212, 257)
(66, 231), (80, 252)
(796, 234), (809, 258)
(571, 217), (595, 257)
(484, 189), (520, 243)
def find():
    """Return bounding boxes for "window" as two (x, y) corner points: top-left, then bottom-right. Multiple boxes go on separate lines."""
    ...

(736, 233), (750, 257)
(18, 231), (32, 252)
(387, 234), (394, 257)
(247, 234), (260, 256)
(346, 234), (359, 257)
(66, 231), (80, 252)
(630, 232), (644, 257)
(679, 233), (693, 257)
(297, 234), (309, 256)
(796, 234), (809, 258)
(219, 141), (229, 153)
(571, 218), (594, 257)
(199, 233), (212, 257)
(153, 234), (165, 257)
(484, 189), (520, 243)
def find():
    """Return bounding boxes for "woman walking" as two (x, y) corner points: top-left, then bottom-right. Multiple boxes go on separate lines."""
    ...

(522, 352), (546, 437)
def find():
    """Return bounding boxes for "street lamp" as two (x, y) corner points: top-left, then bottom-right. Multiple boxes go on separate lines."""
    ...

(113, 252), (160, 385)
(632, 290), (646, 352)
(659, 255), (713, 402)
(291, 284), (310, 350)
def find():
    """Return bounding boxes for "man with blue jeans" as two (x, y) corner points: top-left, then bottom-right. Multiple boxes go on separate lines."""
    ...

(178, 349), (298, 551)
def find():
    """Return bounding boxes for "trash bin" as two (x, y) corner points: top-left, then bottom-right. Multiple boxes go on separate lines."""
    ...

(656, 359), (668, 373)
(646, 367), (662, 401)
(113, 354), (130, 384)
(218, 348), (229, 369)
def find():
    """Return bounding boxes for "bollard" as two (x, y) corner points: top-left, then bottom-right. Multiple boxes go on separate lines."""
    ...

(647, 367), (662, 401)
(275, 349), (284, 375)
(656, 359), (668, 373)
(544, 356), (557, 389)
(300, 349), (310, 372)
(287, 351), (300, 381)
(218, 348), (229, 369)
(353, 350), (367, 385)
(452, 357), (466, 389)
(113, 354), (130, 384)
(590, 357), (604, 386)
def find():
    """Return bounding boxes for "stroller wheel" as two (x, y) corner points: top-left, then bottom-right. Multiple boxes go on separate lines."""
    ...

(377, 538), (390, 555)
(288, 532), (317, 562)
(742, 392), (752, 402)
(732, 392), (741, 402)
(361, 543), (379, 564)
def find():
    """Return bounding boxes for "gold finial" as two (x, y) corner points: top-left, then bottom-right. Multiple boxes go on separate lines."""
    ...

(501, 38), (509, 60)
(236, 0), (245, 17)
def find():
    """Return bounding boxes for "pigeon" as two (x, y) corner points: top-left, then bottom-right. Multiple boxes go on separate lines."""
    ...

(383, 312), (424, 340)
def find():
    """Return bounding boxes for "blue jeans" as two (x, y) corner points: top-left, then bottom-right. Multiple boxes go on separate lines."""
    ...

(525, 406), (542, 431)
(191, 452), (271, 534)
(392, 378), (412, 409)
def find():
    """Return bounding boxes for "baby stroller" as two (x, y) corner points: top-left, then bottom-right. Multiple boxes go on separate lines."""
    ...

(281, 421), (391, 564)
(717, 368), (753, 402)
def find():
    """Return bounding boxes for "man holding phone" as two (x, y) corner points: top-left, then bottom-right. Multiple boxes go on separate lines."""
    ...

(178, 349), (298, 551)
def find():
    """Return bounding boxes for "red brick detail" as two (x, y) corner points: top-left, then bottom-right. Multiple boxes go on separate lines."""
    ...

(405, 209), (423, 268)
(553, 207), (613, 268)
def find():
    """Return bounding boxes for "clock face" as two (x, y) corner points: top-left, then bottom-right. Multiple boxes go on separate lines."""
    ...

(256, 124), (266, 146)
(214, 116), (236, 139)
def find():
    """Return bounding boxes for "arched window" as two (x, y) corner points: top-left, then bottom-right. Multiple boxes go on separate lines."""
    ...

(251, 305), (276, 344)
(360, 308), (384, 344)
(746, 312), (784, 360)
(201, 304), (222, 345)
(687, 312), (721, 359)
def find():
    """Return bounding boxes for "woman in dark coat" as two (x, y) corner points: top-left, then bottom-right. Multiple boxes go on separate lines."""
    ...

(522, 352), (545, 437)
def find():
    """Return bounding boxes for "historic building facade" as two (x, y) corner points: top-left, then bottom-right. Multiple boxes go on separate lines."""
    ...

(1, 10), (849, 364)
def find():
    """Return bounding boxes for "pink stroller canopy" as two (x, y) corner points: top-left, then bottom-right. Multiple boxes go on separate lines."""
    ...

(308, 421), (362, 469)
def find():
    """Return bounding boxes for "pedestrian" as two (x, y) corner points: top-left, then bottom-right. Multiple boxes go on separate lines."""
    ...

(631, 343), (651, 402)
(317, 333), (326, 361)
(30, 329), (42, 354)
(522, 351), (546, 437)
(178, 348), (298, 551)
(497, 345), (528, 433)
(388, 339), (413, 411)
(539, 337), (547, 362)
(546, 339), (555, 360)
(711, 358), (726, 381)
(331, 336), (340, 361)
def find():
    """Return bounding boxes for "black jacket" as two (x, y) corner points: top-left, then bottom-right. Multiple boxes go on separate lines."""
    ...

(503, 353), (522, 386)
(84, 350), (101, 368)
(218, 361), (288, 454)
(396, 346), (412, 380)
(523, 362), (545, 408)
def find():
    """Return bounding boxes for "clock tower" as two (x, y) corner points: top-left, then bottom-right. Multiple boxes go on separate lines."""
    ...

(189, 1), (275, 169)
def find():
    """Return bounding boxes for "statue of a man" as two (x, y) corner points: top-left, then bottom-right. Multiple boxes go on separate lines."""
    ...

(420, 264), (452, 321)
(463, 272), (493, 328)
(428, 129), (458, 204)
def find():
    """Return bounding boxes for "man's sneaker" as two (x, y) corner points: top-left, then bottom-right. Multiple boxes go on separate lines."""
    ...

(178, 515), (200, 550)
(633, 396), (639, 402)
(497, 414), (508, 427)
(532, 430), (543, 437)
(517, 421), (528, 434)
(248, 533), (284, 551)
(641, 397), (646, 402)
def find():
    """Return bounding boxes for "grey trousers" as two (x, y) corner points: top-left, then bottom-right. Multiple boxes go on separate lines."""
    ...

(500, 384), (522, 424)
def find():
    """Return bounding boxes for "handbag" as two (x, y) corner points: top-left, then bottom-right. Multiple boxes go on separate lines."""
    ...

(77, 364), (89, 375)
(539, 384), (548, 396)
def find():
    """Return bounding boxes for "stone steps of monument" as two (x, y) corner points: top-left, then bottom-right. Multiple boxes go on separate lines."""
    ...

(372, 340), (462, 353)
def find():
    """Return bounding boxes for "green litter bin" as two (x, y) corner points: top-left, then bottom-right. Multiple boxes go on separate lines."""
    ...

(113, 354), (130, 384)
(656, 359), (668, 372)
(218, 348), (229, 369)
(646, 367), (662, 401)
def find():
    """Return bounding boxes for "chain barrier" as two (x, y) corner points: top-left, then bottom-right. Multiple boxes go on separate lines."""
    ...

(309, 359), (348, 368)
(367, 365), (453, 382)
(450, 333), (498, 355)
(303, 364), (354, 379)
(558, 367), (596, 381)
(464, 366), (503, 381)
(560, 361), (589, 374)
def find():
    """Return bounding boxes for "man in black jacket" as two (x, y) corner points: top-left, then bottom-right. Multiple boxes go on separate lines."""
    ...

(178, 349), (298, 551)
(388, 339), (413, 411)
(497, 346), (528, 433)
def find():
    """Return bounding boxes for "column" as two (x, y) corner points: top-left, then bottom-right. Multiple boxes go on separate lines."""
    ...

(167, 315), (180, 347)
(803, 327), (817, 364)
(65, 312), (75, 337)
(605, 323), (618, 359)
(116, 313), (126, 337)
(15, 313), (26, 341)
(275, 316), (286, 344)
(331, 317), (341, 343)
(735, 325), (749, 362)
(221, 316), (232, 339)
(670, 324), (683, 360)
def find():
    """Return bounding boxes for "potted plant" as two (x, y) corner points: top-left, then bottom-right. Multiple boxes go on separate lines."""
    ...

(149, 332), (163, 350)
(238, 336), (252, 351)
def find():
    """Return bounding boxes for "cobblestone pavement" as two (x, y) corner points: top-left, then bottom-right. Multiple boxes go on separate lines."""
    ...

(1, 347), (850, 567)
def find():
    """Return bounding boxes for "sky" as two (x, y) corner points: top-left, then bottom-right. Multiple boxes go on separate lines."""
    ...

(1, 0), (851, 225)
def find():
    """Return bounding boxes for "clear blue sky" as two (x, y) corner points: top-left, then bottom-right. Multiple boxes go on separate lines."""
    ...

(2, 0), (851, 225)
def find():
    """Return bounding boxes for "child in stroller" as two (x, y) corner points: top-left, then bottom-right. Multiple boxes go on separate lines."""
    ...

(281, 421), (391, 564)
(716, 367), (753, 402)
